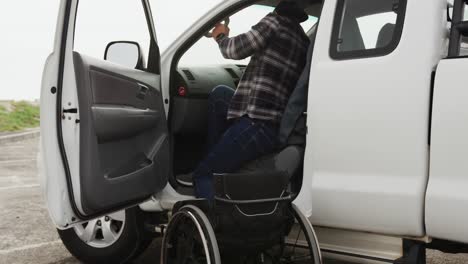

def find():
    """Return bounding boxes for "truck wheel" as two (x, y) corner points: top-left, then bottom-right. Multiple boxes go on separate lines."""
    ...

(57, 207), (152, 264)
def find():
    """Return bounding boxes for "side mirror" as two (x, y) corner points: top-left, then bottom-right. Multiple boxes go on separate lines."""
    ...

(104, 41), (143, 69)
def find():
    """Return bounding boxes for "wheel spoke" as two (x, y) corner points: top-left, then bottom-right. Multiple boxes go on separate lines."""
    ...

(102, 220), (118, 243)
(81, 219), (98, 242)
(291, 225), (303, 257)
(108, 211), (125, 222)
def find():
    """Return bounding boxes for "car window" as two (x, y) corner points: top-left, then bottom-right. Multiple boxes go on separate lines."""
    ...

(357, 12), (397, 49)
(178, 5), (318, 67)
(149, 0), (222, 52)
(330, 0), (407, 60)
(74, 0), (151, 68)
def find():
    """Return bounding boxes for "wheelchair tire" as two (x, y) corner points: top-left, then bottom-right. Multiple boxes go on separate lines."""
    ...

(161, 205), (221, 264)
(289, 203), (322, 264)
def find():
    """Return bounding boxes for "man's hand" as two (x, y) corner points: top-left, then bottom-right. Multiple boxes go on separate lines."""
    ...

(212, 23), (230, 40)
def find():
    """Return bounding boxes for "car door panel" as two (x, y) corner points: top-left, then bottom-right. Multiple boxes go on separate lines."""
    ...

(294, 0), (444, 236)
(73, 52), (169, 216)
(92, 105), (160, 142)
(426, 58), (468, 244)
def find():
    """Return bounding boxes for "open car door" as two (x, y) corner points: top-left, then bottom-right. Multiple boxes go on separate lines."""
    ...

(40, 0), (169, 227)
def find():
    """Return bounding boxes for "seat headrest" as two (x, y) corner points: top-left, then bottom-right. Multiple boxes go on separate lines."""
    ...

(376, 23), (395, 48)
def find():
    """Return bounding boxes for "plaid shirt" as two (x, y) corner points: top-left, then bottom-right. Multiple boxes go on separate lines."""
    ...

(218, 13), (310, 124)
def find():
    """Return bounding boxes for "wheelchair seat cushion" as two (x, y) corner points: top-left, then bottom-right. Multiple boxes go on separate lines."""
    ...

(174, 146), (303, 189)
(238, 145), (304, 179)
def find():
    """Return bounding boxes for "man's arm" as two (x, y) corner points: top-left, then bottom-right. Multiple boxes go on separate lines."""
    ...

(215, 13), (280, 60)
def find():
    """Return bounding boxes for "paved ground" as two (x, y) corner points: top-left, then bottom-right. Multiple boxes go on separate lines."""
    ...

(1, 137), (468, 264)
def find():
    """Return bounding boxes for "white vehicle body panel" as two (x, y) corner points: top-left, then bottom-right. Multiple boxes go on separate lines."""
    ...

(40, 0), (80, 228)
(60, 0), (83, 216)
(426, 58), (468, 244)
(139, 184), (194, 212)
(294, 0), (446, 236)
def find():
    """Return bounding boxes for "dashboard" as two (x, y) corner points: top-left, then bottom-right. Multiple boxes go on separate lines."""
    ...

(170, 64), (246, 135)
(173, 64), (246, 97)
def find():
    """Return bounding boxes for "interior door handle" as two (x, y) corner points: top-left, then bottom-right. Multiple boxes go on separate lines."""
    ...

(137, 84), (149, 99)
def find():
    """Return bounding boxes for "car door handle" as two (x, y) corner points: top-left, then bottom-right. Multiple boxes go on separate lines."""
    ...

(137, 84), (149, 100)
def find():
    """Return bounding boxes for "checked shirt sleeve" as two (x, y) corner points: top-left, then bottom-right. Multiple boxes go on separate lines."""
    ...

(218, 14), (279, 60)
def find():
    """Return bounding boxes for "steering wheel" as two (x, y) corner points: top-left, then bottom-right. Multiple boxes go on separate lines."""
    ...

(204, 17), (231, 38)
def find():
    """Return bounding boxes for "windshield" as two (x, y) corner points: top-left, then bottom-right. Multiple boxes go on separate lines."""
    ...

(179, 4), (318, 67)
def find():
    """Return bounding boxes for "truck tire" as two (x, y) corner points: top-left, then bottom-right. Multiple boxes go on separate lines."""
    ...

(57, 207), (152, 264)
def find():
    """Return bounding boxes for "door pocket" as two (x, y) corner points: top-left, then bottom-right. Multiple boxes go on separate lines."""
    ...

(106, 152), (153, 179)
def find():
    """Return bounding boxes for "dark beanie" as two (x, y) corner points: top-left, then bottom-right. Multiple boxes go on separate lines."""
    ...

(274, 1), (308, 23)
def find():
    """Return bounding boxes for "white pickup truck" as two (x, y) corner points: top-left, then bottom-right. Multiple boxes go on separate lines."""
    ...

(40, 0), (468, 263)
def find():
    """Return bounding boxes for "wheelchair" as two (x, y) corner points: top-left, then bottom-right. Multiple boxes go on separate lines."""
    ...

(163, 67), (320, 262)
(161, 168), (322, 264)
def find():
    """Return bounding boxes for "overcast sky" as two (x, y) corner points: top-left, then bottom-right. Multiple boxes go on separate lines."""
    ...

(0, 0), (221, 100)
(0, 1), (396, 101)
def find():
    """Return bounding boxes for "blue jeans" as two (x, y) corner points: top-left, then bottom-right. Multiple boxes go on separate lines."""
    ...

(193, 85), (279, 200)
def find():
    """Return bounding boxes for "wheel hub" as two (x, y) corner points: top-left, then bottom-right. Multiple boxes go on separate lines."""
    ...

(73, 211), (126, 248)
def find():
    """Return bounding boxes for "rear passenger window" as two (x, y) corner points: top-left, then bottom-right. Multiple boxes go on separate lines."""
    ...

(330, 0), (407, 60)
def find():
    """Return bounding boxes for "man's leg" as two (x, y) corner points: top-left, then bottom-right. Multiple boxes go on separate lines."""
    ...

(193, 117), (278, 200)
(206, 85), (235, 150)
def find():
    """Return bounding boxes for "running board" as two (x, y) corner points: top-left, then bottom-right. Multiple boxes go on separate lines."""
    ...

(314, 227), (403, 264)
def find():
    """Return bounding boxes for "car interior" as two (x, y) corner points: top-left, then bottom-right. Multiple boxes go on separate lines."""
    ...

(169, 0), (323, 196)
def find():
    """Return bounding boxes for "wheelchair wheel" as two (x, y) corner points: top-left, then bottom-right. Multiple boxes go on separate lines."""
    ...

(255, 204), (322, 264)
(161, 205), (221, 264)
(282, 204), (322, 264)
